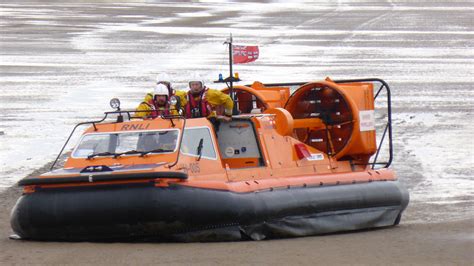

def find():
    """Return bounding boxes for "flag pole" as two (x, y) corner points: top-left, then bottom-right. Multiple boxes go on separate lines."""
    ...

(228, 33), (235, 114)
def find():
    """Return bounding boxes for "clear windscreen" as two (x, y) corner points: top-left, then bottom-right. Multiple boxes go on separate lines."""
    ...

(72, 130), (179, 158)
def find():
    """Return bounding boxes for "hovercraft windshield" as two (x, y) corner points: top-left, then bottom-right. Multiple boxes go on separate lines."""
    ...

(72, 129), (179, 159)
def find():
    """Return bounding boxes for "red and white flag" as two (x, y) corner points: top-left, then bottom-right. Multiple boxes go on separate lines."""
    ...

(233, 45), (259, 64)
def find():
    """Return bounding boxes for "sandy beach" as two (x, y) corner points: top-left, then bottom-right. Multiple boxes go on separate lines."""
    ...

(0, 185), (472, 265)
(0, 0), (473, 264)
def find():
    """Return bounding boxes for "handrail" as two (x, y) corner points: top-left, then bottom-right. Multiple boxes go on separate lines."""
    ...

(334, 78), (393, 168)
(50, 114), (108, 170)
(50, 79), (392, 171)
(50, 110), (186, 171)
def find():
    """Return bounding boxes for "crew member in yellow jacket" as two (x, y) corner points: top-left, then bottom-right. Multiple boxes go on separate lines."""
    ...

(136, 83), (178, 118)
(175, 73), (233, 121)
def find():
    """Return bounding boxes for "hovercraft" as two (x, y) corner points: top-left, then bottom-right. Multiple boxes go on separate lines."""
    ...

(11, 77), (408, 242)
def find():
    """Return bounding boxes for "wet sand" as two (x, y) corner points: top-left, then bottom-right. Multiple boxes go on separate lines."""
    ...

(1, 0), (473, 265)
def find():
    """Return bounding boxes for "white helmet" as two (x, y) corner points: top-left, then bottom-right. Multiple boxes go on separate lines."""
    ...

(188, 73), (204, 87)
(156, 73), (171, 83)
(154, 84), (169, 97)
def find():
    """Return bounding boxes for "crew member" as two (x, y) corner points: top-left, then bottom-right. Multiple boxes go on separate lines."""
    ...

(175, 73), (233, 121)
(136, 84), (177, 118)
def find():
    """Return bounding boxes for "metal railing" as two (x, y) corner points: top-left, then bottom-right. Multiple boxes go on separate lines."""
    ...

(50, 79), (393, 171)
(50, 110), (186, 171)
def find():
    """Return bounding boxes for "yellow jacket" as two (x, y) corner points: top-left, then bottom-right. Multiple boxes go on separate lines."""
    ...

(175, 88), (234, 117)
(135, 92), (178, 118)
(135, 93), (153, 118)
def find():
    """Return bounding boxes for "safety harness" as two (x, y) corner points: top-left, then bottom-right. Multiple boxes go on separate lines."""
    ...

(151, 103), (170, 117)
(185, 88), (211, 118)
(144, 96), (170, 118)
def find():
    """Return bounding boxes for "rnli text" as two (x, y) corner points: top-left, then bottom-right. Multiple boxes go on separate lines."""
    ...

(121, 123), (151, 131)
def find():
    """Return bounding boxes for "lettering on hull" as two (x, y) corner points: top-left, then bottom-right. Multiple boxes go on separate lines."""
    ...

(121, 123), (151, 131)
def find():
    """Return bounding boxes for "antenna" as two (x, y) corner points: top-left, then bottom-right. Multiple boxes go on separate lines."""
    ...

(225, 33), (240, 115)
(216, 34), (241, 115)
(228, 33), (233, 102)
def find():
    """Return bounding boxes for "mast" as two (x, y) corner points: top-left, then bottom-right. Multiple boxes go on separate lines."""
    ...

(228, 33), (234, 111)
(220, 33), (239, 115)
